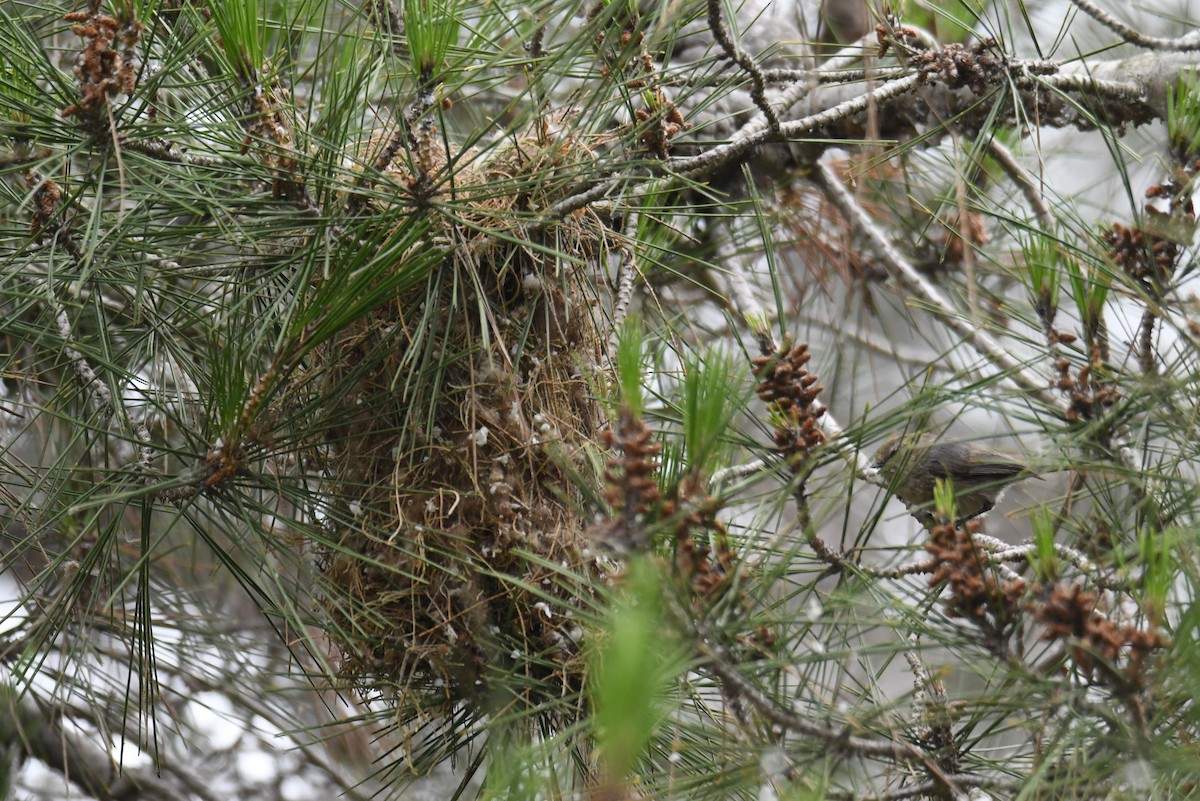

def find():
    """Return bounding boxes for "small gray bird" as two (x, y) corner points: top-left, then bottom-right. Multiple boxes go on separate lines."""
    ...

(871, 433), (1036, 521)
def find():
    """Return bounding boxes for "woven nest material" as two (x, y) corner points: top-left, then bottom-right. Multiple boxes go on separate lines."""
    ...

(314, 118), (613, 715)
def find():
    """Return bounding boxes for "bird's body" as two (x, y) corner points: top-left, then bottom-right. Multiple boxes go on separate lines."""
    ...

(871, 433), (1034, 520)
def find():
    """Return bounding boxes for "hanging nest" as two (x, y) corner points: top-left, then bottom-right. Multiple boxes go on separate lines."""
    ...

(312, 115), (614, 717)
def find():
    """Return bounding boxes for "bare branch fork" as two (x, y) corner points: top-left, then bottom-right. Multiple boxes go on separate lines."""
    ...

(705, 0), (779, 133)
(550, 72), (925, 219)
